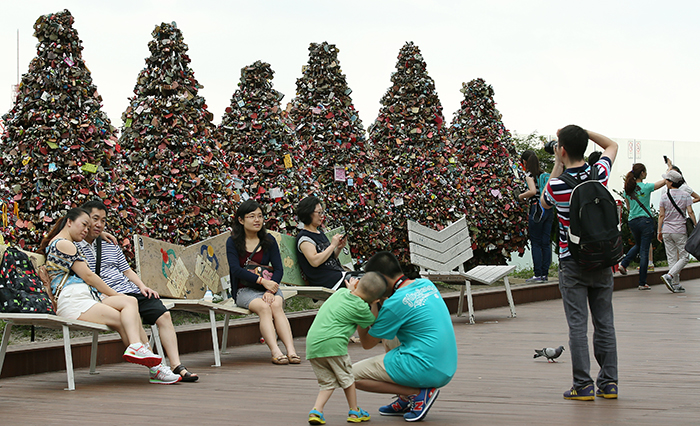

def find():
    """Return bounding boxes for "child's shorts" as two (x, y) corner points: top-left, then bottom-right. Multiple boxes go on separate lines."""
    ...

(309, 354), (354, 391)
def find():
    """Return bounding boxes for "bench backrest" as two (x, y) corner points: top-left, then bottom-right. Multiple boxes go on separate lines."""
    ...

(407, 216), (473, 272)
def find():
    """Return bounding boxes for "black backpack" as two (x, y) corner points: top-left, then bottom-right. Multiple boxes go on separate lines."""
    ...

(558, 167), (624, 271)
(0, 247), (55, 314)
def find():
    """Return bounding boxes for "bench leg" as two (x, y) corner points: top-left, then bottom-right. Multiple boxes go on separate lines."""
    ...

(89, 330), (99, 375)
(0, 322), (13, 377)
(503, 277), (517, 318)
(221, 314), (230, 354)
(62, 324), (75, 391)
(150, 324), (166, 366)
(466, 280), (475, 325)
(457, 285), (465, 317)
(209, 309), (221, 367)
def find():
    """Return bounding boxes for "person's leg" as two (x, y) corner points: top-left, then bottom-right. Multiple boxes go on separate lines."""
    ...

(669, 233), (689, 283)
(343, 383), (359, 415)
(312, 389), (335, 414)
(78, 303), (130, 346)
(269, 295), (297, 358)
(621, 218), (642, 268)
(540, 210), (554, 277)
(587, 268), (617, 389)
(154, 312), (181, 366)
(663, 233), (680, 281)
(248, 298), (284, 358)
(637, 218), (655, 285)
(528, 212), (543, 277)
(558, 259), (593, 389)
(83, 295), (144, 345)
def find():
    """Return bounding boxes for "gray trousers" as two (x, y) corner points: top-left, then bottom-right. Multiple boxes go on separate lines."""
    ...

(559, 258), (618, 389)
(662, 233), (688, 284)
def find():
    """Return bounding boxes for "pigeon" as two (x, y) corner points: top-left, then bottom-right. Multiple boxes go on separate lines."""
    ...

(534, 346), (565, 362)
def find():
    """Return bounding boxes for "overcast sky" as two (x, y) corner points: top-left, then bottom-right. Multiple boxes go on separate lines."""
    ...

(1, 0), (699, 145)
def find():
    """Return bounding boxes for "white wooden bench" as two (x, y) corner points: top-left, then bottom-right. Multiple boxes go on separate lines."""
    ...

(0, 313), (110, 391)
(408, 216), (517, 324)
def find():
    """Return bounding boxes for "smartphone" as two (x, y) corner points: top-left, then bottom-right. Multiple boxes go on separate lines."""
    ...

(663, 155), (669, 164)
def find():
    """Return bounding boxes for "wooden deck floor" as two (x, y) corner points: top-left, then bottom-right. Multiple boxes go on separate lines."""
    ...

(1, 278), (699, 426)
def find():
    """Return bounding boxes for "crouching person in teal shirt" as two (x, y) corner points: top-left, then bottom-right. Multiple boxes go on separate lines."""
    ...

(306, 272), (387, 425)
(353, 251), (458, 422)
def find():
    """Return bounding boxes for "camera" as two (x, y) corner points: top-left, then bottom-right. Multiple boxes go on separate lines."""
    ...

(544, 140), (558, 155)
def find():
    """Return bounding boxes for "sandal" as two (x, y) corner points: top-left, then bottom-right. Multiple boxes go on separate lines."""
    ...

(288, 353), (302, 364)
(271, 354), (289, 365)
(347, 407), (370, 423)
(308, 409), (326, 425)
(172, 364), (199, 382)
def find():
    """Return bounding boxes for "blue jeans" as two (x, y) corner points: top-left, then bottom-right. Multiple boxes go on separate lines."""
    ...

(529, 205), (554, 277)
(559, 258), (618, 389)
(620, 217), (655, 285)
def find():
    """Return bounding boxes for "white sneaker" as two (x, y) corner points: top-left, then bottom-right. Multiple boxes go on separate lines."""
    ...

(149, 364), (182, 384)
(661, 274), (675, 293)
(123, 343), (162, 367)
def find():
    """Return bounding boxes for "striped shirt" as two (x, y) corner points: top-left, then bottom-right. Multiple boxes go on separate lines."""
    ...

(76, 239), (140, 294)
(542, 157), (613, 258)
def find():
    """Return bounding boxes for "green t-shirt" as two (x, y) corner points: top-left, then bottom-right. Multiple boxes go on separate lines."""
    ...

(306, 288), (376, 359)
(625, 182), (655, 221)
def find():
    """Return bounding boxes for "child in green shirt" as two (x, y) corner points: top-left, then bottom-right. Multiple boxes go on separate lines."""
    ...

(306, 272), (386, 425)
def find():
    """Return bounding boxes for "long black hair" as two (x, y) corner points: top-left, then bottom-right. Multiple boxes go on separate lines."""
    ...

(38, 207), (90, 255)
(624, 163), (646, 197)
(231, 199), (270, 254)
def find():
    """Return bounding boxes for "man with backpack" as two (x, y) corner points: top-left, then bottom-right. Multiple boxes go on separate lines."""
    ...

(540, 125), (620, 401)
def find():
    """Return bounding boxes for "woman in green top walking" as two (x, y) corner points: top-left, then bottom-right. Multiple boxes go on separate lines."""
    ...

(619, 163), (665, 289)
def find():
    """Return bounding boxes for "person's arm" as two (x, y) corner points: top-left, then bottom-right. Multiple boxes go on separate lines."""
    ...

(123, 268), (160, 298)
(587, 130), (618, 164)
(70, 261), (119, 297)
(99, 231), (119, 246)
(690, 192), (700, 204)
(356, 325), (382, 350)
(687, 205), (697, 226)
(518, 176), (536, 201)
(657, 205), (665, 242)
(652, 179), (666, 191)
(299, 234), (344, 268)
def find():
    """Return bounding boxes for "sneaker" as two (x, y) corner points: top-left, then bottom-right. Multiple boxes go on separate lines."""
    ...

(596, 382), (618, 399)
(563, 384), (595, 401)
(378, 396), (411, 416)
(673, 285), (686, 293)
(618, 264), (627, 275)
(123, 343), (162, 367)
(661, 274), (675, 293)
(638, 284), (651, 290)
(539, 276), (549, 283)
(525, 276), (540, 283)
(149, 364), (182, 384)
(404, 388), (440, 422)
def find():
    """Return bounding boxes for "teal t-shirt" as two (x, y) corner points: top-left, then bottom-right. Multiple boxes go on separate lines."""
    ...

(625, 182), (655, 220)
(369, 278), (457, 388)
(306, 288), (376, 359)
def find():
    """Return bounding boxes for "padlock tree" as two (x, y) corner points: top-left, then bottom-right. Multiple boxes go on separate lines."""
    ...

(217, 60), (318, 233)
(286, 42), (378, 262)
(118, 22), (233, 248)
(367, 41), (467, 273)
(0, 9), (121, 250)
(449, 78), (529, 265)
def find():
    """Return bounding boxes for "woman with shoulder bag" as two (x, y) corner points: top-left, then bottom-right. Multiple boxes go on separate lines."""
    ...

(518, 150), (554, 283)
(618, 163), (665, 290)
(658, 170), (696, 293)
(226, 199), (300, 365)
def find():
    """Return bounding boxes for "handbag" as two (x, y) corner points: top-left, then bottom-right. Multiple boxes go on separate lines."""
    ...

(667, 191), (695, 236)
(240, 241), (273, 292)
(685, 225), (700, 259)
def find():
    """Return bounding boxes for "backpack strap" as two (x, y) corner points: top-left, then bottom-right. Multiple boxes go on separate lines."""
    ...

(95, 236), (103, 276)
(557, 164), (599, 189)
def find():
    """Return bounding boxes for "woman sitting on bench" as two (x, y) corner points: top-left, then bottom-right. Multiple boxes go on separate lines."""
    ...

(296, 196), (349, 290)
(38, 208), (162, 369)
(226, 200), (300, 365)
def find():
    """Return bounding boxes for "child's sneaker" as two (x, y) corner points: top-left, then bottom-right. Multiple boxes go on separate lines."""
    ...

(661, 274), (675, 293)
(149, 364), (182, 384)
(378, 396), (411, 416)
(347, 407), (370, 423)
(673, 285), (686, 293)
(123, 343), (162, 367)
(404, 387), (440, 422)
(563, 384), (595, 401)
(596, 382), (618, 399)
